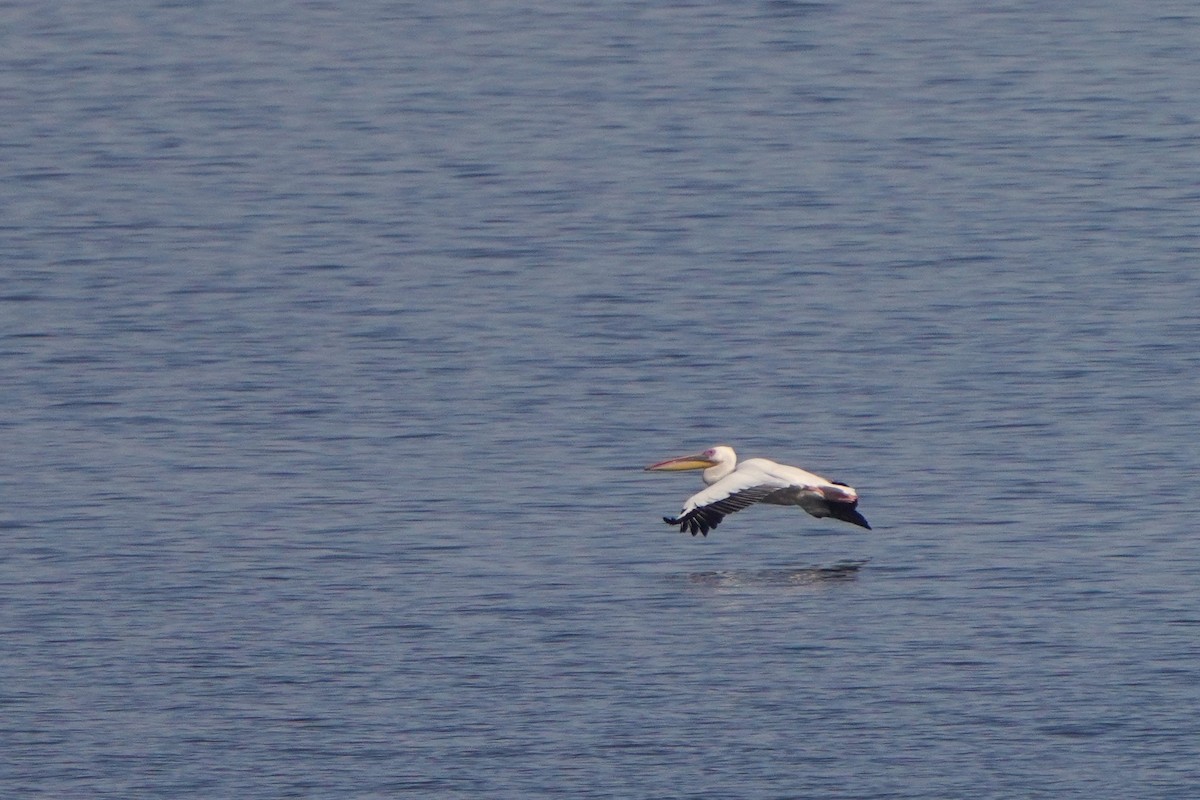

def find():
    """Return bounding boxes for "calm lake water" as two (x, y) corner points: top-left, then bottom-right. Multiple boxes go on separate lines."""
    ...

(4, 1), (1200, 797)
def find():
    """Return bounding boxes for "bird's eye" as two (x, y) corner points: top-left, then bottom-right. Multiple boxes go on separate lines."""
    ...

(704, 449), (714, 457)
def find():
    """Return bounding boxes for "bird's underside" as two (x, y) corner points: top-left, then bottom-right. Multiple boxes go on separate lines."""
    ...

(665, 484), (871, 536)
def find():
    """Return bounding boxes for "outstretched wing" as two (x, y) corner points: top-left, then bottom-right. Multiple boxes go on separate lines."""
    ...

(663, 472), (784, 536)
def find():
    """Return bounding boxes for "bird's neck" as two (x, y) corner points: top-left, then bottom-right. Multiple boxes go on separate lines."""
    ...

(702, 461), (735, 485)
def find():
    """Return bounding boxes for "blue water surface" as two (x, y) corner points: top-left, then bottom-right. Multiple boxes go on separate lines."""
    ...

(3, 1), (1200, 797)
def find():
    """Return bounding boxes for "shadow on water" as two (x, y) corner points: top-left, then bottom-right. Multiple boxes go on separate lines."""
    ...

(677, 559), (869, 589)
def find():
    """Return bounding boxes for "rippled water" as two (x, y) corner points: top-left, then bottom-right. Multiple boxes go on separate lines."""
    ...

(4, 1), (1200, 797)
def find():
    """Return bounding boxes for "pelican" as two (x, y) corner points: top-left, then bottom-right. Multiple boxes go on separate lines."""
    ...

(645, 445), (871, 536)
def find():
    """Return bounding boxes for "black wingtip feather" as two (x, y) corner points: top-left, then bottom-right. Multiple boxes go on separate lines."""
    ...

(827, 502), (871, 529)
(665, 510), (722, 536)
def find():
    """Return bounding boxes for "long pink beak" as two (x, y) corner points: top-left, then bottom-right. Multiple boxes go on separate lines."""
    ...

(644, 453), (718, 472)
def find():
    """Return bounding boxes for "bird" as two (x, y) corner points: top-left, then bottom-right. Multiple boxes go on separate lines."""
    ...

(644, 445), (870, 536)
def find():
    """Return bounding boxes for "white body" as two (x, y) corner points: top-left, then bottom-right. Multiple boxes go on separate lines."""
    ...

(688, 455), (857, 511)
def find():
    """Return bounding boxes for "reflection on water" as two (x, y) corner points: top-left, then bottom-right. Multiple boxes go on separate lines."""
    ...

(680, 559), (869, 589)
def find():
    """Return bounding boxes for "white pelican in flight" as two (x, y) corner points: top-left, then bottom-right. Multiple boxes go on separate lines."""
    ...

(645, 445), (871, 536)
